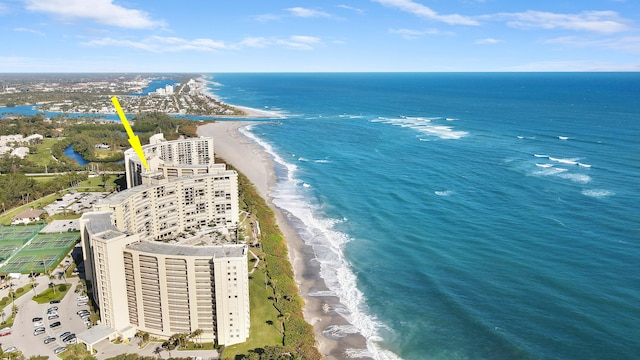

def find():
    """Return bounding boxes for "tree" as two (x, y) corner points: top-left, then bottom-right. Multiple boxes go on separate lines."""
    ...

(153, 346), (164, 359)
(190, 328), (203, 348)
(7, 289), (14, 309)
(29, 269), (38, 296)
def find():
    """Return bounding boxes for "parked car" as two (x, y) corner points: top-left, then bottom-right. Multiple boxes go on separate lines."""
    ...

(49, 300), (60, 304)
(54, 347), (67, 354)
(44, 336), (56, 344)
(47, 306), (58, 312)
(59, 331), (71, 340)
(34, 328), (45, 336)
(77, 310), (89, 315)
(0, 327), (11, 336)
(77, 302), (87, 306)
(47, 314), (59, 320)
(32, 317), (43, 322)
(63, 335), (76, 344)
(33, 321), (43, 327)
(3, 346), (17, 353)
(49, 321), (61, 328)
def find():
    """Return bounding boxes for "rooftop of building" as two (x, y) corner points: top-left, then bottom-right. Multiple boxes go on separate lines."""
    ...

(126, 240), (247, 258)
(82, 212), (135, 241)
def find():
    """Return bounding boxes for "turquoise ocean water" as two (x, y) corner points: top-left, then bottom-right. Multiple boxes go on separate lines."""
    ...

(208, 73), (639, 360)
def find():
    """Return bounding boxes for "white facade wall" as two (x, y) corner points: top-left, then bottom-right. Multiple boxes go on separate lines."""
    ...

(80, 134), (248, 346)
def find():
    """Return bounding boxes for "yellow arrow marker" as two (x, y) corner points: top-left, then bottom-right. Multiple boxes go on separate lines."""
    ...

(111, 96), (150, 172)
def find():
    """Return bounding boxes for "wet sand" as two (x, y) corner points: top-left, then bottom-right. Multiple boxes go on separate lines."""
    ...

(197, 121), (372, 359)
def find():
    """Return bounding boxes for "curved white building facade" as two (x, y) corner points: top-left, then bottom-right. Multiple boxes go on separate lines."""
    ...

(80, 135), (249, 346)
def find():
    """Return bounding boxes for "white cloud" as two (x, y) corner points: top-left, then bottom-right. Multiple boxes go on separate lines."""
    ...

(86, 35), (323, 52)
(546, 35), (640, 54)
(14, 27), (45, 35)
(277, 35), (321, 50)
(372, 0), (479, 25)
(252, 13), (281, 22)
(0, 3), (9, 15)
(23, 0), (164, 29)
(337, 5), (364, 14)
(239, 37), (270, 48)
(286, 7), (332, 18)
(509, 60), (640, 72)
(490, 10), (629, 34)
(389, 28), (452, 39)
(84, 36), (228, 52)
(475, 38), (502, 44)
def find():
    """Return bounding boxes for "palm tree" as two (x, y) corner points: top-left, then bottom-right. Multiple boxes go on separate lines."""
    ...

(7, 289), (15, 308)
(153, 346), (164, 359)
(29, 273), (38, 296)
(191, 329), (203, 348)
(48, 278), (57, 295)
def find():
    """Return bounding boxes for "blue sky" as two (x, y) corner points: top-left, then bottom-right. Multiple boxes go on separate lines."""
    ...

(1, 0), (639, 72)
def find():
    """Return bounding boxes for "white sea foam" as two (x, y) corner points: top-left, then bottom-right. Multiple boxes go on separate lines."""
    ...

(578, 162), (592, 168)
(558, 173), (592, 183)
(315, 159), (331, 163)
(371, 116), (467, 140)
(535, 163), (554, 168)
(323, 324), (360, 339)
(308, 290), (337, 297)
(558, 136), (570, 140)
(549, 157), (580, 166)
(533, 154), (548, 158)
(435, 190), (453, 196)
(344, 348), (376, 359)
(533, 167), (568, 177)
(243, 126), (402, 360)
(582, 189), (614, 198)
(303, 183), (311, 188)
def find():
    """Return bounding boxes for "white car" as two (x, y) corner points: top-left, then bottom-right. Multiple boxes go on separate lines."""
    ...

(54, 347), (67, 354)
(33, 321), (43, 327)
(3, 346), (17, 353)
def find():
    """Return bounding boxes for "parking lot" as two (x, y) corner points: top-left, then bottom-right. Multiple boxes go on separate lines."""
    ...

(43, 192), (108, 217)
(1, 275), (92, 358)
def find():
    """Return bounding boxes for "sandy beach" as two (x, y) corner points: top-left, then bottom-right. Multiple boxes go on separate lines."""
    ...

(198, 121), (373, 360)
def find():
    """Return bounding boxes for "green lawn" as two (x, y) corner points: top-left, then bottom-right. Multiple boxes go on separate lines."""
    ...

(27, 138), (60, 167)
(222, 261), (283, 359)
(0, 190), (70, 225)
(32, 283), (71, 304)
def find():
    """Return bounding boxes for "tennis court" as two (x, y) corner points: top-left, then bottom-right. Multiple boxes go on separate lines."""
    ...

(0, 227), (78, 274)
(0, 224), (45, 262)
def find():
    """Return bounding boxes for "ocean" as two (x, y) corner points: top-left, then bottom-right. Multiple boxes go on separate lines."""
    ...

(212, 73), (640, 360)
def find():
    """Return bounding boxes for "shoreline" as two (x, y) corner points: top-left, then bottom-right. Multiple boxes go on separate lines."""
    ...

(197, 121), (373, 360)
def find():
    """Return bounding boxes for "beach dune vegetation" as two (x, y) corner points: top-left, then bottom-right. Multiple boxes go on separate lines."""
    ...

(223, 164), (321, 360)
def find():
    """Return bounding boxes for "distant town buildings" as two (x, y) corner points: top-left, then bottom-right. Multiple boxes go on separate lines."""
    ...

(80, 135), (249, 346)
(152, 84), (174, 96)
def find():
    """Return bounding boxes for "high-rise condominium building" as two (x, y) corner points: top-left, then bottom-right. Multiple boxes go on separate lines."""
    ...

(80, 135), (249, 346)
